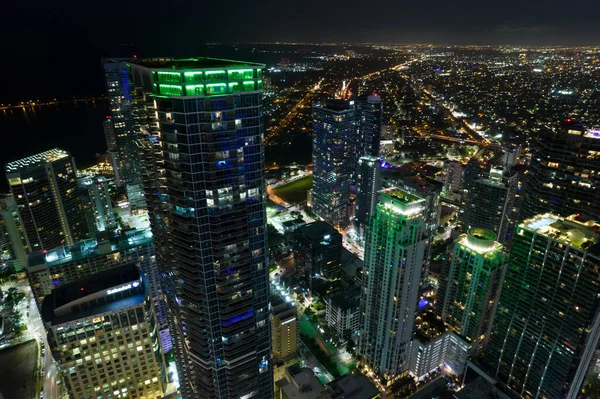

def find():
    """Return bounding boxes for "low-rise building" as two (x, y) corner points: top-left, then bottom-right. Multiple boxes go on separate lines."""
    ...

(325, 287), (360, 339)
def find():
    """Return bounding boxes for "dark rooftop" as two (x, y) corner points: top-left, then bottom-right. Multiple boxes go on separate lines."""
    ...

(134, 57), (264, 70)
(328, 287), (361, 311)
(315, 99), (354, 112)
(296, 221), (342, 242)
(42, 264), (145, 326)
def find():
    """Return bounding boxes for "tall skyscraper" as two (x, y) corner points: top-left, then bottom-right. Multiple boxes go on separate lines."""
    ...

(354, 155), (382, 237)
(312, 100), (355, 229)
(103, 116), (122, 187)
(102, 59), (146, 210)
(6, 148), (90, 251)
(437, 228), (506, 355)
(355, 94), (383, 158)
(77, 176), (116, 233)
(462, 167), (518, 243)
(128, 58), (272, 399)
(359, 188), (427, 376)
(485, 214), (600, 399)
(523, 119), (600, 221)
(0, 195), (28, 272)
(41, 264), (166, 399)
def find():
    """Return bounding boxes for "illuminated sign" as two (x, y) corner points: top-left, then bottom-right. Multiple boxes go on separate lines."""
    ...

(106, 281), (138, 295)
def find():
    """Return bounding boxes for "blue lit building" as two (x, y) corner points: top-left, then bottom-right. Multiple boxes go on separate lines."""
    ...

(129, 58), (272, 399)
(312, 100), (355, 229)
(102, 59), (146, 210)
(355, 94), (382, 159)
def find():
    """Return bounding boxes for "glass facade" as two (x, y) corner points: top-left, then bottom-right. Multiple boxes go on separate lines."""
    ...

(311, 100), (355, 229)
(130, 58), (272, 399)
(102, 59), (146, 210)
(484, 214), (600, 399)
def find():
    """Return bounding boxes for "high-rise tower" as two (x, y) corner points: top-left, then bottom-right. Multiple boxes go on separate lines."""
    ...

(355, 94), (383, 159)
(6, 149), (90, 251)
(354, 155), (382, 238)
(102, 59), (146, 210)
(359, 188), (427, 376)
(484, 214), (600, 399)
(463, 167), (518, 243)
(437, 228), (506, 355)
(129, 58), (272, 399)
(523, 119), (600, 221)
(312, 100), (355, 229)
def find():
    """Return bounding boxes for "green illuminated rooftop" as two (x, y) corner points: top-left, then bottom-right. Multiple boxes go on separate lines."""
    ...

(379, 188), (425, 217)
(520, 213), (600, 250)
(457, 228), (505, 257)
(383, 188), (422, 205)
(132, 57), (265, 98)
(134, 57), (264, 70)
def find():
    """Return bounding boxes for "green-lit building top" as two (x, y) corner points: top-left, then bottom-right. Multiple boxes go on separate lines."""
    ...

(438, 228), (507, 356)
(130, 57), (265, 98)
(485, 213), (600, 399)
(379, 188), (426, 218)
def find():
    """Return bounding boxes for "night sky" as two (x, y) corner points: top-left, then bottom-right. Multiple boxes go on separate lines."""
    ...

(2, 0), (600, 101)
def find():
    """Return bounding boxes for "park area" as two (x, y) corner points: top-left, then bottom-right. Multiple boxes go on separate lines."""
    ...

(299, 315), (354, 378)
(0, 340), (38, 399)
(273, 175), (312, 205)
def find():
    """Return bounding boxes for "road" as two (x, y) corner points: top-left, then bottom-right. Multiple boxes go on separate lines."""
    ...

(1, 279), (62, 399)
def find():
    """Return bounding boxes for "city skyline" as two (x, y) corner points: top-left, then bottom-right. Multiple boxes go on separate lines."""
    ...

(3, 39), (600, 399)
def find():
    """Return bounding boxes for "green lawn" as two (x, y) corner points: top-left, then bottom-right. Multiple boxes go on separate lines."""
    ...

(273, 175), (312, 204)
(299, 316), (351, 377)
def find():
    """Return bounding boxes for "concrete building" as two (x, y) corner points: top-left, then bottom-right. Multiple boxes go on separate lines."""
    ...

(325, 287), (360, 339)
(410, 331), (469, 380)
(102, 116), (122, 187)
(272, 297), (298, 364)
(312, 100), (355, 228)
(41, 264), (166, 399)
(485, 214), (600, 399)
(437, 228), (506, 355)
(77, 176), (116, 233)
(26, 228), (170, 353)
(276, 365), (379, 399)
(0, 195), (28, 272)
(442, 160), (464, 193)
(6, 148), (90, 251)
(359, 188), (427, 377)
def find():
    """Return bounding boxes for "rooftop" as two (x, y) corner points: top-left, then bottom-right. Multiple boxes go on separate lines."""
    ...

(520, 213), (600, 251)
(414, 310), (448, 344)
(314, 100), (354, 112)
(379, 188), (426, 218)
(42, 264), (146, 326)
(296, 221), (341, 243)
(457, 228), (505, 256)
(28, 228), (153, 270)
(328, 287), (361, 311)
(133, 57), (264, 70)
(6, 148), (70, 173)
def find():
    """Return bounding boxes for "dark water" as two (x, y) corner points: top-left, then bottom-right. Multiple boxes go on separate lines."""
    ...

(0, 45), (332, 191)
(0, 100), (109, 191)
